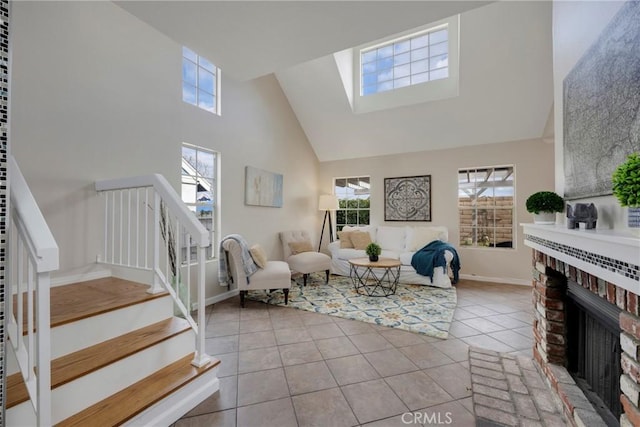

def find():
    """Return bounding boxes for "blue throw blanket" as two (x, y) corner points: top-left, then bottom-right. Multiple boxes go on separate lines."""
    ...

(411, 240), (460, 284)
(218, 234), (259, 287)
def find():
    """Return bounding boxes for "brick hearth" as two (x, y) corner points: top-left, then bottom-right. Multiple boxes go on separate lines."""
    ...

(530, 248), (640, 427)
(523, 223), (640, 426)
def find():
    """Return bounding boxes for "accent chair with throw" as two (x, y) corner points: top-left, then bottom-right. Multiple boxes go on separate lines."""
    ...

(279, 230), (331, 287)
(221, 236), (291, 307)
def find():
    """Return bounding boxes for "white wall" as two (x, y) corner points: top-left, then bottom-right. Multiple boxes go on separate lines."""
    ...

(319, 138), (555, 285)
(277, 0), (553, 162)
(552, 1), (627, 229)
(10, 1), (319, 299)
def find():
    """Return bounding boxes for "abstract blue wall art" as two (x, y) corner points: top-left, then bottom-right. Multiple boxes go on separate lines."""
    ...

(244, 166), (283, 208)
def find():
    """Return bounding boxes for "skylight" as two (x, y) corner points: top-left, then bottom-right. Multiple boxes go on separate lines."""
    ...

(334, 15), (459, 114)
(360, 26), (449, 96)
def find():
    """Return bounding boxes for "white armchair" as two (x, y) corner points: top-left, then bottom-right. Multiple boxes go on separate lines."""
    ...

(279, 230), (331, 287)
(222, 238), (291, 307)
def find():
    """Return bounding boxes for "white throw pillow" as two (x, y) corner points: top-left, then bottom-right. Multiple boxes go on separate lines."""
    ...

(406, 226), (448, 251)
(375, 226), (406, 252)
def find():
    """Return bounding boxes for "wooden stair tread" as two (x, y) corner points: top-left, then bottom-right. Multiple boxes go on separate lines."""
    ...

(6, 373), (28, 410)
(7, 317), (191, 409)
(49, 277), (169, 327)
(14, 277), (169, 332)
(56, 354), (219, 427)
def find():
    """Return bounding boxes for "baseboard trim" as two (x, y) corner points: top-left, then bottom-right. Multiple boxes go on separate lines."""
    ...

(459, 274), (531, 287)
(123, 368), (220, 427)
(205, 289), (238, 307)
(205, 278), (531, 306)
(51, 269), (112, 287)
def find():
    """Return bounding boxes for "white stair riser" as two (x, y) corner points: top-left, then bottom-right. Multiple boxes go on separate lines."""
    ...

(8, 329), (195, 425)
(6, 346), (20, 376)
(53, 329), (195, 424)
(51, 295), (173, 358)
(6, 399), (37, 427)
(124, 366), (220, 427)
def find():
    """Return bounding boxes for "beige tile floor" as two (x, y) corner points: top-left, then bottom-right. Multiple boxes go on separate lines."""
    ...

(175, 279), (534, 427)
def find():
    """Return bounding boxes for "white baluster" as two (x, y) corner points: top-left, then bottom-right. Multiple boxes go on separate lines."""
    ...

(175, 219), (180, 296)
(27, 261), (34, 380)
(127, 188), (131, 266)
(186, 231), (191, 311)
(35, 271), (52, 427)
(119, 190), (123, 265)
(103, 192), (108, 263)
(136, 188), (140, 268)
(145, 188), (149, 269)
(148, 192), (163, 294)
(17, 238), (24, 350)
(111, 191), (115, 264)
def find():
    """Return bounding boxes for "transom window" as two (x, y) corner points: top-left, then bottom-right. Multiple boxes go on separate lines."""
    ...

(334, 177), (370, 231)
(182, 47), (220, 115)
(181, 143), (218, 260)
(458, 166), (515, 249)
(361, 26), (448, 96)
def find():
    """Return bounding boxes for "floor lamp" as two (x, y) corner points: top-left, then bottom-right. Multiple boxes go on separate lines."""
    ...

(318, 194), (339, 251)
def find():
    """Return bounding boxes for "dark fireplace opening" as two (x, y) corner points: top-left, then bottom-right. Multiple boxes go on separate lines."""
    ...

(566, 280), (622, 426)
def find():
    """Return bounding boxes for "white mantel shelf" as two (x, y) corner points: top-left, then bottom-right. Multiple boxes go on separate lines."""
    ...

(521, 223), (640, 295)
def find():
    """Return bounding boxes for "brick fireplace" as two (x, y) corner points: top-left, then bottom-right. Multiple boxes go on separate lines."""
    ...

(523, 224), (640, 426)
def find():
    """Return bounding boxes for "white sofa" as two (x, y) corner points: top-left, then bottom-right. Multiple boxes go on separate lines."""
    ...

(327, 225), (455, 288)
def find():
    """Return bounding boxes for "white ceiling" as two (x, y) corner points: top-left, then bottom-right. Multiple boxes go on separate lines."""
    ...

(116, 1), (554, 162)
(116, 1), (492, 81)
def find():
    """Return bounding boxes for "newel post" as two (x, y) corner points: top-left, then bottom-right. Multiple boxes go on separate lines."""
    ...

(192, 245), (211, 367)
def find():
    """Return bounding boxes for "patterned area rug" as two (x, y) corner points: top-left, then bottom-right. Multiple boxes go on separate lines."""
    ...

(247, 273), (457, 339)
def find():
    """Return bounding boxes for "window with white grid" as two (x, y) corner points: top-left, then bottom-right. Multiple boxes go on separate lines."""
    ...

(182, 47), (220, 115)
(458, 166), (515, 249)
(334, 177), (371, 232)
(360, 26), (448, 96)
(181, 143), (218, 260)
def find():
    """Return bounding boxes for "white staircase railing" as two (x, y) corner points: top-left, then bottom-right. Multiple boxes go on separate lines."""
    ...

(8, 156), (58, 426)
(95, 174), (211, 368)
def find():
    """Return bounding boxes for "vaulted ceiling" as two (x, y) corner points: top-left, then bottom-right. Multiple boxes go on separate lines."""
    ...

(116, 1), (554, 162)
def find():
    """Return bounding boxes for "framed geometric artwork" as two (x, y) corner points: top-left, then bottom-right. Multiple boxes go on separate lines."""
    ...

(384, 175), (431, 221)
(244, 166), (283, 208)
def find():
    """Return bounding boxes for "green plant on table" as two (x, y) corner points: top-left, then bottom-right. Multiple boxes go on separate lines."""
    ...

(365, 242), (381, 257)
(525, 191), (564, 214)
(612, 153), (640, 207)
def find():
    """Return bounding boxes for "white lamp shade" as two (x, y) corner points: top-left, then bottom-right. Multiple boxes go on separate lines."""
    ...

(318, 194), (339, 211)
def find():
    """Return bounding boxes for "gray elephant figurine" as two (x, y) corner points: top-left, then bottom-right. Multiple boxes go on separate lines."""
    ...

(566, 203), (597, 229)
